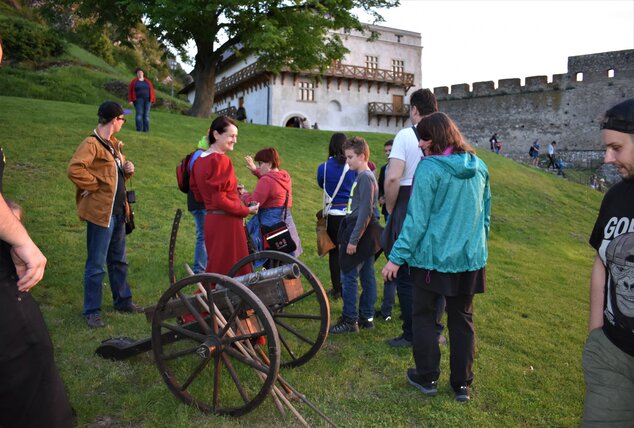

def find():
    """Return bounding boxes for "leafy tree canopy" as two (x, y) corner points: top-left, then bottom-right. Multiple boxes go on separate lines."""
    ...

(54, 0), (400, 116)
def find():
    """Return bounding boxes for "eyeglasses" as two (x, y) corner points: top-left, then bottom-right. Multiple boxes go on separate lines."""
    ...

(116, 116), (127, 123)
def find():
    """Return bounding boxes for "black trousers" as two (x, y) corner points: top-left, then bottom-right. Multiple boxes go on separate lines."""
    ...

(0, 277), (73, 428)
(326, 215), (344, 292)
(411, 269), (475, 389)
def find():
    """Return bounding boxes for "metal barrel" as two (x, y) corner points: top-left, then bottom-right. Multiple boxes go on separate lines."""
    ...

(233, 263), (300, 286)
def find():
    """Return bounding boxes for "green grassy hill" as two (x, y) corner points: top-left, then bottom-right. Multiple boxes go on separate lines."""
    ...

(0, 95), (602, 427)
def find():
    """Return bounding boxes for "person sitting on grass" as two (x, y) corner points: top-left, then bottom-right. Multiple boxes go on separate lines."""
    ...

(329, 137), (381, 334)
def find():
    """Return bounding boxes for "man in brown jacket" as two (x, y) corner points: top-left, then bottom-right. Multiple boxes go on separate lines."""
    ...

(68, 101), (142, 328)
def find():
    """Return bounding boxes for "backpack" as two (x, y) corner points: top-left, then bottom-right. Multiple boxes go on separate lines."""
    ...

(529, 146), (535, 156)
(176, 149), (201, 193)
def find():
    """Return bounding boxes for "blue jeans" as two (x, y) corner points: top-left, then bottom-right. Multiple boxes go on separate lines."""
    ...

(83, 215), (133, 315)
(134, 99), (151, 132)
(341, 255), (377, 321)
(191, 209), (207, 274)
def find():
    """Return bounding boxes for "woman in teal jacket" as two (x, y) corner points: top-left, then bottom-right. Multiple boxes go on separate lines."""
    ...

(382, 112), (490, 402)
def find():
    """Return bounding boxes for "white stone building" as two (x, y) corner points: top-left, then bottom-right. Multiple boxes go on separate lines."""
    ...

(181, 24), (422, 133)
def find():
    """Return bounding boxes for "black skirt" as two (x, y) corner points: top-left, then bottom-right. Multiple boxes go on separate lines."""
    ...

(410, 267), (486, 297)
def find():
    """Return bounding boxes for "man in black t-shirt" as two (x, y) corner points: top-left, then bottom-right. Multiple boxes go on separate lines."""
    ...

(583, 98), (634, 426)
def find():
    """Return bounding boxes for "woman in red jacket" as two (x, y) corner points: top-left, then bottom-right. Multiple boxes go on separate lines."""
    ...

(190, 116), (259, 277)
(239, 147), (302, 259)
(127, 68), (156, 132)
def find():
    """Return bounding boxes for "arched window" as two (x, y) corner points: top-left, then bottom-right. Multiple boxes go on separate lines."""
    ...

(607, 68), (615, 78)
(575, 72), (584, 82)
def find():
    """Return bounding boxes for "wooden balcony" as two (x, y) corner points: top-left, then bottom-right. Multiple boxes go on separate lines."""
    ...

(324, 63), (414, 90)
(213, 106), (237, 119)
(214, 61), (415, 102)
(368, 102), (410, 127)
(215, 63), (269, 100)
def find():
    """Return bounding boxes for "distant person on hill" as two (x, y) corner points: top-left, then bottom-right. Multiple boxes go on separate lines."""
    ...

(530, 139), (540, 166)
(127, 68), (156, 132)
(68, 101), (142, 328)
(382, 112), (490, 403)
(317, 133), (357, 299)
(584, 98), (634, 426)
(382, 88), (445, 348)
(0, 37), (74, 427)
(546, 141), (557, 169)
(489, 133), (498, 152)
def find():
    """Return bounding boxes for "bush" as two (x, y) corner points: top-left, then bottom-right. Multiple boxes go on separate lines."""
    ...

(0, 15), (66, 62)
(70, 23), (115, 65)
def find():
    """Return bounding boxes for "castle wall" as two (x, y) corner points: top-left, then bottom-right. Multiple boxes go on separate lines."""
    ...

(433, 50), (634, 154)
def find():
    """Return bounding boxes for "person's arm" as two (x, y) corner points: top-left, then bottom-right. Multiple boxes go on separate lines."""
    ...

(67, 140), (99, 192)
(0, 195), (46, 291)
(384, 158), (404, 214)
(148, 79), (156, 103)
(128, 79), (135, 105)
(589, 254), (606, 332)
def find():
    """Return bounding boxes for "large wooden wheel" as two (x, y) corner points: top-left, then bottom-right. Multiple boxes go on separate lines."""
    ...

(151, 273), (281, 416)
(228, 251), (329, 368)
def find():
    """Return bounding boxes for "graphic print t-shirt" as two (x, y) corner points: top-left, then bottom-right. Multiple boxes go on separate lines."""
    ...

(589, 179), (634, 356)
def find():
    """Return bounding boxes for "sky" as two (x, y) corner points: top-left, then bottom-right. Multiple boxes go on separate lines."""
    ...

(358, 0), (634, 89)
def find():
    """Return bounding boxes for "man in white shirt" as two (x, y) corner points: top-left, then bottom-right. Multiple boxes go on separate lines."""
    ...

(382, 89), (444, 347)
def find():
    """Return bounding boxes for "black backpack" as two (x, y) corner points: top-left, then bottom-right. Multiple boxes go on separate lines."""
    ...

(176, 150), (201, 193)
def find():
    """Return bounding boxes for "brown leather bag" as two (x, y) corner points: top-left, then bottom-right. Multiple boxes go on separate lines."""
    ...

(316, 210), (335, 257)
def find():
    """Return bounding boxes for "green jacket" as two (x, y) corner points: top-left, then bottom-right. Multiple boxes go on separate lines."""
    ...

(389, 152), (490, 272)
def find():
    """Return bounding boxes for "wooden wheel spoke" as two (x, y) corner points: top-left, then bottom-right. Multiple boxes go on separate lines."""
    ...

(275, 319), (316, 346)
(274, 312), (321, 320)
(223, 346), (271, 374)
(160, 321), (207, 342)
(220, 353), (251, 404)
(217, 301), (245, 338)
(176, 290), (211, 334)
(160, 345), (200, 361)
(180, 354), (212, 391)
(282, 289), (315, 306)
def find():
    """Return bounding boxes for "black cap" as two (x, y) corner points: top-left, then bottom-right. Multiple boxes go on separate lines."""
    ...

(600, 98), (634, 134)
(97, 101), (125, 123)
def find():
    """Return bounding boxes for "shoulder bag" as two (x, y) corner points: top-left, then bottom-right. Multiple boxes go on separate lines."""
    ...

(259, 177), (297, 254)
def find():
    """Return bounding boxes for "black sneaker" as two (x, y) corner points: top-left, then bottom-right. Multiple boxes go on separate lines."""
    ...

(115, 302), (144, 313)
(85, 313), (105, 328)
(406, 368), (437, 396)
(374, 310), (392, 322)
(387, 335), (412, 347)
(329, 317), (359, 334)
(454, 385), (470, 402)
(358, 317), (375, 329)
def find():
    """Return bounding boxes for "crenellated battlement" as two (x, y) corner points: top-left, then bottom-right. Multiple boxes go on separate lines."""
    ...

(433, 49), (634, 101)
(430, 49), (634, 155)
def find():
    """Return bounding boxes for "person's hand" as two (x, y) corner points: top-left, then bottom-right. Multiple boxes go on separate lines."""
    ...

(248, 202), (260, 215)
(244, 155), (257, 173)
(346, 243), (357, 255)
(124, 161), (135, 174)
(382, 260), (401, 282)
(10, 241), (47, 292)
(237, 184), (245, 195)
(379, 196), (385, 205)
(128, 101), (133, 106)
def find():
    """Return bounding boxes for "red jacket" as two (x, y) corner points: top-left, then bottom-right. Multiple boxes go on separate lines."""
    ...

(128, 78), (156, 103)
(240, 170), (293, 209)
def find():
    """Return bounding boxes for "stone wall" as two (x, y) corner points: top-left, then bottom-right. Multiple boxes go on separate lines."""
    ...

(434, 50), (634, 154)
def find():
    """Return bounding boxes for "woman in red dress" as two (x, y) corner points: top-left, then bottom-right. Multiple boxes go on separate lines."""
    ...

(190, 116), (259, 276)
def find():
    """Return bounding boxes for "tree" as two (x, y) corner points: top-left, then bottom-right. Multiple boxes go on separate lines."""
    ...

(126, 0), (399, 117)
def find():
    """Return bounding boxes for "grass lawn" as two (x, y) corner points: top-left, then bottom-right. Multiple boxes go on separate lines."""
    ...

(0, 95), (602, 427)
